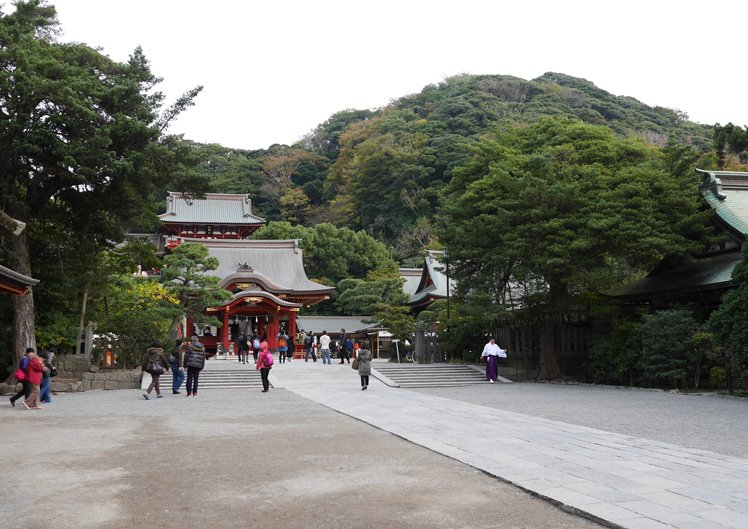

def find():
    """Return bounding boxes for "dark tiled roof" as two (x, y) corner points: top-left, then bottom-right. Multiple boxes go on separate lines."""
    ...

(602, 252), (739, 300)
(0, 264), (39, 294)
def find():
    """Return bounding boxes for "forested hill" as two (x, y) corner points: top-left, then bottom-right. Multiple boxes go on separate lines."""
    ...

(189, 72), (715, 265)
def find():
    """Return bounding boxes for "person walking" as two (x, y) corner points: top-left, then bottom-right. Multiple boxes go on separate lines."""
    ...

(22, 349), (44, 410)
(184, 335), (206, 397)
(252, 332), (261, 362)
(169, 339), (185, 394)
(304, 331), (317, 362)
(346, 337), (354, 362)
(236, 331), (249, 364)
(481, 337), (507, 383)
(10, 348), (34, 406)
(39, 350), (57, 404)
(256, 340), (272, 393)
(339, 331), (350, 364)
(319, 330), (331, 365)
(330, 339), (338, 364)
(142, 340), (170, 400)
(357, 340), (373, 391)
(277, 329), (289, 364)
(285, 332), (295, 362)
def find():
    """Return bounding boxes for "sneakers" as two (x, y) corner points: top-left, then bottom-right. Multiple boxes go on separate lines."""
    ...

(489, 379), (495, 384)
(261, 389), (269, 393)
(157, 395), (164, 398)
(173, 390), (181, 394)
(143, 393), (150, 400)
(9, 398), (15, 407)
(186, 393), (192, 397)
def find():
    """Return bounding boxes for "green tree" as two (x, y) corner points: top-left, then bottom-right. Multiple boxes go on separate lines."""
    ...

(439, 117), (711, 379)
(94, 276), (180, 369)
(637, 309), (698, 389)
(0, 1), (207, 369)
(251, 222), (397, 286)
(708, 241), (748, 392)
(714, 123), (748, 168)
(159, 243), (232, 334)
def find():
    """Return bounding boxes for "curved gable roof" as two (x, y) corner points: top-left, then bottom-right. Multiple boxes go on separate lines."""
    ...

(698, 169), (748, 243)
(182, 238), (334, 295)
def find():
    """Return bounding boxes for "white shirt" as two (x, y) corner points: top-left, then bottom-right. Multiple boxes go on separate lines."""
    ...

(319, 335), (331, 349)
(481, 342), (506, 358)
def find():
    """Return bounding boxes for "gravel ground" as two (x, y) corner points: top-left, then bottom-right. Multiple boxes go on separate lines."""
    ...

(409, 381), (748, 458)
(0, 388), (603, 529)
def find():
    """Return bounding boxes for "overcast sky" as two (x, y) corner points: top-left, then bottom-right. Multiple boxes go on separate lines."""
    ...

(45, 0), (747, 151)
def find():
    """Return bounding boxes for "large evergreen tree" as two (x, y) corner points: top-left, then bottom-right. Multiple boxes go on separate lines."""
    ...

(439, 117), (711, 379)
(0, 1), (207, 368)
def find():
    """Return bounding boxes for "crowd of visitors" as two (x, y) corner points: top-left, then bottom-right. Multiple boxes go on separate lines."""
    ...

(7, 328), (415, 405)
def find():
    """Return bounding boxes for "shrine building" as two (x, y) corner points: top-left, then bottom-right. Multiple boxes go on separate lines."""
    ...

(155, 192), (334, 354)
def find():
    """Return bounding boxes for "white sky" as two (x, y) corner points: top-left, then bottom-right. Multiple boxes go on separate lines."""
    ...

(44, 0), (747, 150)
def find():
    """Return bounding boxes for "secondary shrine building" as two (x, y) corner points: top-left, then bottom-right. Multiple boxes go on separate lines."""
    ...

(155, 192), (334, 354)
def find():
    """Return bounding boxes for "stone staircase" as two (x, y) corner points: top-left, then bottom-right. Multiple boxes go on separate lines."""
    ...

(373, 363), (492, 388)
(186, 369), (264, 389)
(142, 367), (265, 391)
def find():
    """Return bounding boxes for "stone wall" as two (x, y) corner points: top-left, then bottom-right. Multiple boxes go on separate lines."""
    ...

(2, 368), (142, 395)
(80, 370), (141, 391)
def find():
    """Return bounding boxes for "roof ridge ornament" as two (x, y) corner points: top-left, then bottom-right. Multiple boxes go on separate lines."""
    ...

(696, 168), (727, 201)
(237, 261), (254, 273)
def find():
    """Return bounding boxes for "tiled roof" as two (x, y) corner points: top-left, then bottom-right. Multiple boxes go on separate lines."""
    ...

(602, 252), (739, 300)
(183, 238), (335, 295)
(698, 169), (748, 243)
(408, 250), (454, 306)
(159, 192), (265, 225)
(399, 268), (422, 297)
(0, 264), (39, 294)
(296, 316), (381, 336)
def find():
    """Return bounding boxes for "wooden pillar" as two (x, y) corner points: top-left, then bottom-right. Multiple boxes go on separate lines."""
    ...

(289, 311), (297, 340)
(221, 308), (230, 354)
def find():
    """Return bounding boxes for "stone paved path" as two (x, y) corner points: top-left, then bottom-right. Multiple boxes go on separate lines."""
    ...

(266, 358), (748, 529)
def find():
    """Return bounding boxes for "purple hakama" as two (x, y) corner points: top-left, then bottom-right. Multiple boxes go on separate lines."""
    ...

(486, 355), (498, 381)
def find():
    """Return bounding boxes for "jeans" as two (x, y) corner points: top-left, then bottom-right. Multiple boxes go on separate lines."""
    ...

(321, 349), (330, 364)
(260, 367), (270, 391)
(360, 375), (369, 387)
(40, 377), (51, 402)
(305, 347), (317, 362)
(171, 363), (185, 390)
(253, 349), (259, 362)
(186, 366), (200, 395)
(278, 349), (286, 363)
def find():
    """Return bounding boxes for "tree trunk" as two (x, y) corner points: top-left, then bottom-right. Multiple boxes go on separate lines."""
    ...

(535, 318), (564, 380)
(76, 286), (89, 355)
(8, 230), (36, 371)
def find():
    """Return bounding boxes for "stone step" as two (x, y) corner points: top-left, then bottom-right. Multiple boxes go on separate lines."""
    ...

(144, 369), (265, 390)
(373, 364), (490, 387)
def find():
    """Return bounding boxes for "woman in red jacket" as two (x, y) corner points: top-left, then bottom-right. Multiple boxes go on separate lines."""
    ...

(23, 349), (44, 410)
(255, 341), (272, 393)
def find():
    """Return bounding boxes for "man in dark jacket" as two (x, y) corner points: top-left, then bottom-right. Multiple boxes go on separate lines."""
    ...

(236, 331), (249, 364)
(184, 336), (206, 397)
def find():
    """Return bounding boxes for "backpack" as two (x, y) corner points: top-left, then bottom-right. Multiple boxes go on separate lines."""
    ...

(305, 335), (313, 346)
(264, 352), (274, 367)
(278, 336), (286, 348)
(253, 338), (260, 349)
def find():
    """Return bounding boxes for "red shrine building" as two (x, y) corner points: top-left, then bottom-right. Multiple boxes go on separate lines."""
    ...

(155, 192), (334, 354)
